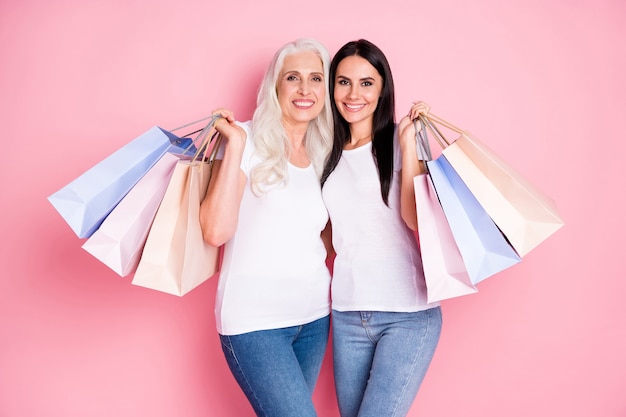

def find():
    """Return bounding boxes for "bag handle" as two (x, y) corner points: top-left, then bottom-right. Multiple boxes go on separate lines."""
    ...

(414, 119), (431, 160)
(414, 118), (433, 174)
(165, 114), (223, 161)
(424, 113), (464, 135)
(189, 116), (224, 163)
(170, 115), (215, 135)
(172, 115), (222, 147)
(203, 131), (224, 164)
(417, 112), (468, 151)
(196, 121), (225, 184)
(420, 115), (449, 149)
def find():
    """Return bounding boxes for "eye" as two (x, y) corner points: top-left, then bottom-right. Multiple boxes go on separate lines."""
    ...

(286, 75), (299, 81)
(337, 79), (349, 86)
(312, 76), (323, 82)
(361, 81), (372, 87)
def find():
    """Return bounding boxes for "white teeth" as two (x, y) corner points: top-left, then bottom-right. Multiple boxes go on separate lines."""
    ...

(293, 101), (314, 108)
(346, 104), (365, 109)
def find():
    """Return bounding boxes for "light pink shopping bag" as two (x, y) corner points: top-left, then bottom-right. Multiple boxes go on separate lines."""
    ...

(81, 152), (180, 277)
(414, 171), (478, 303)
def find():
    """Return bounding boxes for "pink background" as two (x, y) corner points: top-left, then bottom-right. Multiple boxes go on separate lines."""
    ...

(1, 0), (624, 416)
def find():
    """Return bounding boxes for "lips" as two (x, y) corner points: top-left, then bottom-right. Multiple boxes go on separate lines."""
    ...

(343, 103), (366, 112)
(293, 100), (315, 109)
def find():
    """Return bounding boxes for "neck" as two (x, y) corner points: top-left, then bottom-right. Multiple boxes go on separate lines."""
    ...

(348, 123), (373, 147)
(282, 120), (308, 150)
(349, 134), (371, 146)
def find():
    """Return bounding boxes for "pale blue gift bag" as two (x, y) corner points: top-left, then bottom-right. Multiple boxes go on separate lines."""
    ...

(420, 116), (521, 284)
(48, 122), (203, 238)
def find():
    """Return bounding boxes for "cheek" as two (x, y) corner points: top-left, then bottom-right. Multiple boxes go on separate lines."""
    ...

(313, 84), (326, 99)
(364, 89), (380, 103)
(333, 88), (343, 103)
(373, 87), (383, 102)
(276, 86), (287, 102)
(277, 82), (296, 99)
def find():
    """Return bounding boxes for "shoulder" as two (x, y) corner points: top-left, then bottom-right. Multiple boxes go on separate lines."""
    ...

(235, 120), (252, 137)
(234, 120), (253, 149)
(235, 120), (259, 171)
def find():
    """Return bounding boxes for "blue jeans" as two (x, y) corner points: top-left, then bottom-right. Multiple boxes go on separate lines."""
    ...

(332, 308), (442, 417)
(219, 315), (330, 417)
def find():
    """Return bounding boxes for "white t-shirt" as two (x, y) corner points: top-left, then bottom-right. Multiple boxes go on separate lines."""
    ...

(322, 131), (437, 312)
(215, 122), (331, 335)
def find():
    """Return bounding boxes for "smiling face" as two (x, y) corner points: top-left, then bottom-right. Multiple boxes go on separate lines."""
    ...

(333, 55), (383, 132)
(276, 51), (326, 129)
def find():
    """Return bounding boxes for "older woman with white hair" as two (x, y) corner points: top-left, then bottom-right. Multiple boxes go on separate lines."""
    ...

(199, 38), (333, 417)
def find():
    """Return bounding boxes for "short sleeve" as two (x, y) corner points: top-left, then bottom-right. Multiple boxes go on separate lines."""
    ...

(214, 120), (253, 174)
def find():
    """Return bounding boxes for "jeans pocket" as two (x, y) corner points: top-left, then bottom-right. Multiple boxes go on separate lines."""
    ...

(219, 335), (236, 357)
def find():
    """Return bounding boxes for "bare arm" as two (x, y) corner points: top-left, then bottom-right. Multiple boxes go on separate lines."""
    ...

(398, 101), (430, 231)
(199, 110), (248, 247)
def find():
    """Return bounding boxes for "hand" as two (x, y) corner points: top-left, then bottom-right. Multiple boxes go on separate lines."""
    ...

(212, 108), (246, 145)
(406, 101), (430, 121)
(398, 101), (429, 151)
(398, 116), (420, 152)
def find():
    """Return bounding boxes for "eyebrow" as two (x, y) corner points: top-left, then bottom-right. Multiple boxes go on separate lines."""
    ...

(283, 70), (324, 77)
(336, 75), (375, 82)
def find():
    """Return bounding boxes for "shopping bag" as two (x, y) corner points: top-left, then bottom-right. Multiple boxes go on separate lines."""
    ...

(426, 154), (521, 284)
(422, 113), (564, 257)
(81, 152), (180, 277)
(414, 125), (477, 302)
(47, 124), (198, 238)
(132, 127), (222, 296)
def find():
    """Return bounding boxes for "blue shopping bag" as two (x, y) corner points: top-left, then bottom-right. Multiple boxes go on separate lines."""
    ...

(48, 126), (196, 238)
(81, 152), (180, 276)
(423, 113), (564, 257)
(414, 123), (477, 302)
(427, 154), (521, 284)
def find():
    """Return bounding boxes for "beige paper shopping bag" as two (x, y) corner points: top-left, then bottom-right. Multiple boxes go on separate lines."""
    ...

(132, 157), (219, 296)
(132, 121), (222, 296)
(424, 113), (564, 257)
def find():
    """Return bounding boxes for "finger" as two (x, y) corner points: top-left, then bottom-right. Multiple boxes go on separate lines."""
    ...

(212, 118), (226, 134)
(212, 109), (235, 123)
(411, 101), (430, 114)
(398, 116), (410, 130)
(418, 103), (430, 114)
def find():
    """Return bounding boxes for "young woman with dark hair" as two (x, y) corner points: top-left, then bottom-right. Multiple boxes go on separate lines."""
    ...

(321, 39), (442, 417)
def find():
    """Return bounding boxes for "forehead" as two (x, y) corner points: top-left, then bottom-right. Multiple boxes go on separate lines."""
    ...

(281, 51), (324, 73)
(336, 55), (379, 78)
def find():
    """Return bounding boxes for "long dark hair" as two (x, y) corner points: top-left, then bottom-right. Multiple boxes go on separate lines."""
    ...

(321, 39), (396, 205)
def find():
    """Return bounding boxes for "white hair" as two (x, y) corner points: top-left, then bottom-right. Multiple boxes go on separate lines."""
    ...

(249, 38), (333, 196)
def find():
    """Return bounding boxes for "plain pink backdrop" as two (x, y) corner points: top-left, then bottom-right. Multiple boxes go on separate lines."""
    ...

(1, 0), (624, 416)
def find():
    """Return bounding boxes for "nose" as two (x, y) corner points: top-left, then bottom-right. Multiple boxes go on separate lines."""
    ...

(298, 79), (311, 95)
(347, 84), (359, 100)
